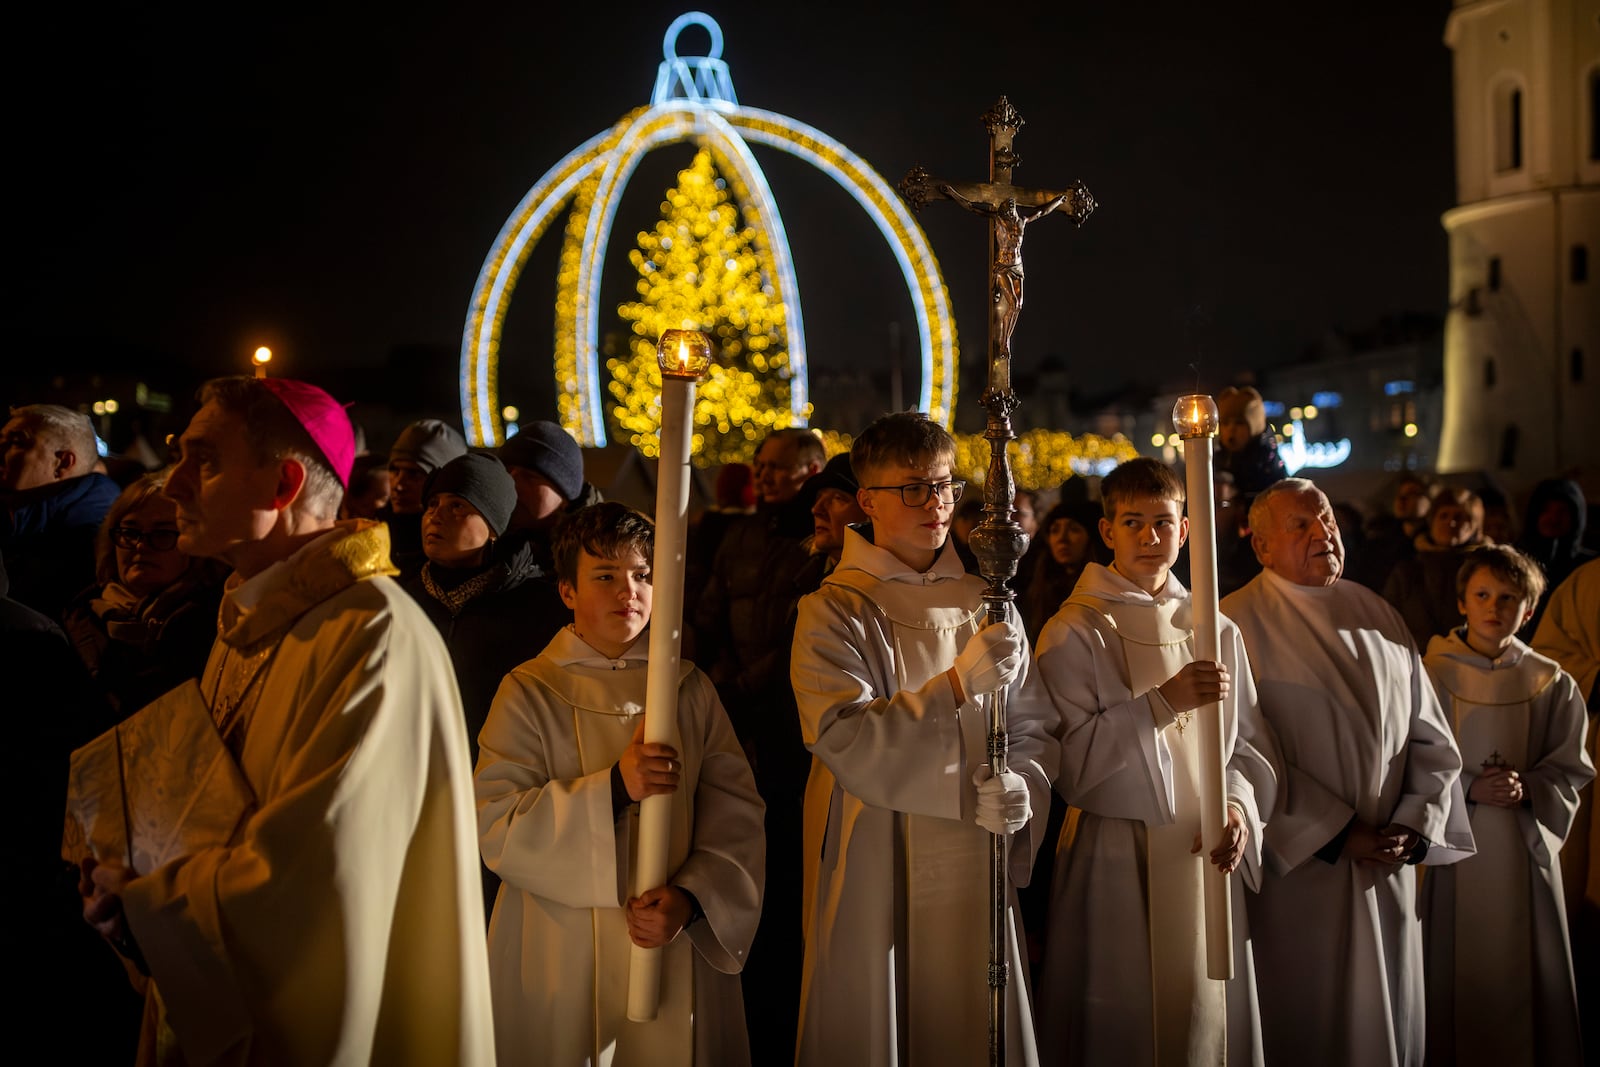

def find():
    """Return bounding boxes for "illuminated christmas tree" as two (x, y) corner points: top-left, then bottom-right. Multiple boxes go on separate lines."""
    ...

(611, 146), (807, 461)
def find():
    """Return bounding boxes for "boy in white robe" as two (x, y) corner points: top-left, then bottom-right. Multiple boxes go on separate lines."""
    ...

(1221, 478), (1474, 1067)
(476, 502), (765, 1067)
(1421, 544), (1592, 1067)
(790, 412), (1058, 1067)
(1034, 457), (1280, 1066)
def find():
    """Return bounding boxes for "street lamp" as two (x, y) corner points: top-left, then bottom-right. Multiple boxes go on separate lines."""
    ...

(252, 346), (273, 378)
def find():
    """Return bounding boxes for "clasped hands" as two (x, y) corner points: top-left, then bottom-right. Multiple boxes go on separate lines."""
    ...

(1468, 765), (1524, 808)
(1343, 820), (1422, 867)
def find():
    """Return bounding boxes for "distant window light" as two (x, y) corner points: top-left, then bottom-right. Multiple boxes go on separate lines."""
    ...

(1488, 257), (1502, 291)
(1384, 380), (1416, 396)
(1573, 348), (1585, 383)
(1485, 357), (1497, 389)
(1494, 81), (1524, 173)
(1311, 391), (1343, 408)
(1404, 399), (1417, 424)
(1573, 245), (1589, 284)
(1262, 400), (1286, 417)
(1498, 424), (1519, 469)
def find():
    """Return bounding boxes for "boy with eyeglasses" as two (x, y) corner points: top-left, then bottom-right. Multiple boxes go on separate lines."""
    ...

(789, 411), (1058, 1066)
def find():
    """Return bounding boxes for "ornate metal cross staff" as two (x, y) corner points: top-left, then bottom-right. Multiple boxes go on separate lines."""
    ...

(899, 95), (1094, 1067)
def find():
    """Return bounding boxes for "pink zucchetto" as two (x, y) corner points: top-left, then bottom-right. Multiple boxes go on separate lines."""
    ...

(258, 378), (356, 488)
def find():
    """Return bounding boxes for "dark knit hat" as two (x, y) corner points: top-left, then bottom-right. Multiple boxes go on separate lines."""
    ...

(498, 421), (584, 503)
(799, 453), (859, 511)
(389, 419), (468, 473)
(423, 452), (518, 537)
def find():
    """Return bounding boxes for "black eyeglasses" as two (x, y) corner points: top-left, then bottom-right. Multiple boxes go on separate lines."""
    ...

(863, 480), (966, 507)
(112, 526), (180, 551)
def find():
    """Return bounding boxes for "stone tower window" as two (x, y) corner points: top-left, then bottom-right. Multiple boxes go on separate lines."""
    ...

(1494, 81), (1524, 172)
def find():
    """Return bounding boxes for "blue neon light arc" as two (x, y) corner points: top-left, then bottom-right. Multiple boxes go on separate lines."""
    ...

(733, 107), (949, 419)
(460, 12), (953, 447)
(568, 104), (811, 446)
(461, 130), (611, 438)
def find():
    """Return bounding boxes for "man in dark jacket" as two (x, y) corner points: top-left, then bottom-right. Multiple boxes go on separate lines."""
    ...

(2, 404), (121, 621)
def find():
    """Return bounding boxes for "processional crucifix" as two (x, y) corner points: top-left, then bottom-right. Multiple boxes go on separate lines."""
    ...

(899, 96), (1095, 1066)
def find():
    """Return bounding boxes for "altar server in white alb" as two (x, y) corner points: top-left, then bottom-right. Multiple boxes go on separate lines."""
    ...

(1034, 457), (1280, 1066)
(1421, 544), (1592, 1067)
(1221, 478), (1474, 1067)
(475, 502), (765, 1067)
(75, 376), (495, 1066)
(790, 412), (1058, 1067)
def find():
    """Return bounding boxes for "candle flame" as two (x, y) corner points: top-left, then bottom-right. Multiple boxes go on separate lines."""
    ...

(677, 340), (689, 371)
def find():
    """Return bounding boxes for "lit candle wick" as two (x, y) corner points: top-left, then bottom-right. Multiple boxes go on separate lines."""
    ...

(677, 341), (689, 371)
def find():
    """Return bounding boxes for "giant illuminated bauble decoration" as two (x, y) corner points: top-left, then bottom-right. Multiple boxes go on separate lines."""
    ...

(460, 11), (957, 448)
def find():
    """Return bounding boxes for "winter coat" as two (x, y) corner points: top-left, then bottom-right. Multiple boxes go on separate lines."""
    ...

(0, 472), (120, 621)
(401, 536), (569, 761)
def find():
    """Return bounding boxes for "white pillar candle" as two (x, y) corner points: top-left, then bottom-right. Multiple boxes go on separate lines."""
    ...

(1174, 394), (1234, 982)
(628, 332), (708, 1021)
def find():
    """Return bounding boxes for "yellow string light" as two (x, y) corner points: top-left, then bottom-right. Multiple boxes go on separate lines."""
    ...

(814, 427), (1139, 488)
(612, 146), (808, 461)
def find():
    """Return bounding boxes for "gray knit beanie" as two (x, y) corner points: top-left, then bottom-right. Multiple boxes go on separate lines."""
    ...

(389, 419), (468, 473)
(498, 421), (584, 503)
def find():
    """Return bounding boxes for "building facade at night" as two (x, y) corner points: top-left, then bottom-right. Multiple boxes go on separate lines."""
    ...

(1438, 0), (1599, 490)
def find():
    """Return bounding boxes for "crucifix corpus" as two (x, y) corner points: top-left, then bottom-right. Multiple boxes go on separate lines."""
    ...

(899, 95), (1095, 1066)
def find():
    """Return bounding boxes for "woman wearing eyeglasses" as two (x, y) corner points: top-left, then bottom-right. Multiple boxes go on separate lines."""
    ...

(61, 469), (227, 718)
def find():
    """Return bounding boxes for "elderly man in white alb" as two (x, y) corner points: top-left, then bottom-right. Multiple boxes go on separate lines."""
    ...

(1221, 478), (1473, 1067)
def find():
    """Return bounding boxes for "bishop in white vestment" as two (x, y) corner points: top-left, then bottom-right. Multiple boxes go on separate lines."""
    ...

(73, 380), (496, 1067)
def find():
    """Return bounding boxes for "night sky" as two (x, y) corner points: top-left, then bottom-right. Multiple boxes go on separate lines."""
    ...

(13, 1), (1457, 427)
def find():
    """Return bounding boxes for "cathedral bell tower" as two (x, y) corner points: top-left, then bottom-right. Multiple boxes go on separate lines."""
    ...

(1438, 0), (1599, 488)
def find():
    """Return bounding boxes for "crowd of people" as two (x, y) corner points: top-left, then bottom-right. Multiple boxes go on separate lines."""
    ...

(2, 380), (1597, 1066)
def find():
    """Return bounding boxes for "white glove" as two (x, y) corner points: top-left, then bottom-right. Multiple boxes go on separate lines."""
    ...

(951, 622), (1024, 702)
(973, 765), (1033, 836)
